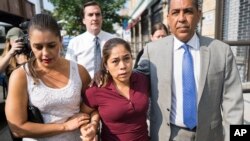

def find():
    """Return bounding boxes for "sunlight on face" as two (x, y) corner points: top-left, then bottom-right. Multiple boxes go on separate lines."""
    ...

(105, 44), (133, 84)
(29, 29), (62, 68)
(83, 5), (103, 35)
(167, 0), (201, 42)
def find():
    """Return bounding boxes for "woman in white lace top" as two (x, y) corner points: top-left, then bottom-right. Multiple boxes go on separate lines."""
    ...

(5, 14), (98, 141)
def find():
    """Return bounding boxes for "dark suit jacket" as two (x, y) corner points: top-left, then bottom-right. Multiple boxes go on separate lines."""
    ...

(134, 49), (144, 69)
(136, 34), (244, 141)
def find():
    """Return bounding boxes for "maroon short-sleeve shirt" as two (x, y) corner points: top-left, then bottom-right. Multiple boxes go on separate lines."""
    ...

(83, 72), (150, 141)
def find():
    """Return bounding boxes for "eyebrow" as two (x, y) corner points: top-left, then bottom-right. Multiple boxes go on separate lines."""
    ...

(87, 12), (101, 15)
(110, 53), (131, 59)
(33, 41), (56, 46)
(170, 7), (194, 11)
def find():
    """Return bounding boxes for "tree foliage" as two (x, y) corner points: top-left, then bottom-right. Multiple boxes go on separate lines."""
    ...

(49, 0), (126, 35)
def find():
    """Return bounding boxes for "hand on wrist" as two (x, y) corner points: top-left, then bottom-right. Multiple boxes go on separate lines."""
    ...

(91, 120), (99, 130)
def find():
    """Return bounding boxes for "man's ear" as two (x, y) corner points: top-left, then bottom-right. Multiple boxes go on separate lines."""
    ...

(197, 9), (202, 21)
(82, 18), (85, 25)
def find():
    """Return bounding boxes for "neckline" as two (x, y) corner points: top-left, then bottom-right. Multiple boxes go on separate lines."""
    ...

(38, 61), (72, 91)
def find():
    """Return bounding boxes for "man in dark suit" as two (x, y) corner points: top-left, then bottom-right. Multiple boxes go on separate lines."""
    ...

(136, 0), (244, 141)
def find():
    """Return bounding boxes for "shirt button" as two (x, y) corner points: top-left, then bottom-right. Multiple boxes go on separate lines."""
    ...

(167, 108), (170, 111)
(167, 123), (170, 126)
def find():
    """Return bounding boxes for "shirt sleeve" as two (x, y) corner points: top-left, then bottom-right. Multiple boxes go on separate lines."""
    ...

(82, 86), (98, 108)
(65, 39), (77, 61)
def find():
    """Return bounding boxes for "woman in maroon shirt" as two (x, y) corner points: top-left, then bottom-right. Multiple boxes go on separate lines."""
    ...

(81, 38), (150, 141)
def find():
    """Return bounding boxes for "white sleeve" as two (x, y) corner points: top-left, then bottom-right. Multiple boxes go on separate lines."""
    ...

(65, 39), (77, 62)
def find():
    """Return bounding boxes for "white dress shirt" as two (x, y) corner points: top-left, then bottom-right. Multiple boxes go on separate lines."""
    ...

(170, 33), (200, 127)
(65, 30), (115, 78)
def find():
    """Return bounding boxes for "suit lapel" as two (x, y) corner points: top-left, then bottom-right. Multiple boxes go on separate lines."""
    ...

(164, 36), (174, 86)
(156, 36), (173, 107)
(198, 37), (210, 104)
(164, 36), (174, 107)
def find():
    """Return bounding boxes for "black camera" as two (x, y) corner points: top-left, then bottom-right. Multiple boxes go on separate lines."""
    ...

(17, 21), (31, 55)
(15, 36), (30, 55)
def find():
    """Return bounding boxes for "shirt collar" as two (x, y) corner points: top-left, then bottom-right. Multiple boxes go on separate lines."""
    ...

(174, 33), (200, 50)
(86, 30), (103, 41)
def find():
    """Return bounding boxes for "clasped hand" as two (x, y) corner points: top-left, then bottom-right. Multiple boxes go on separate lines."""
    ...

(80, 121), (99, 141)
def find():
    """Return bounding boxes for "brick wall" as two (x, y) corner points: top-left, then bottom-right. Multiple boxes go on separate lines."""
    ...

(238, 0), (250, 40)
(223, 0), (239, 41)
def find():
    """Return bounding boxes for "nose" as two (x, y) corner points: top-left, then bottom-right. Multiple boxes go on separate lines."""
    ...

(42, 47), (50, 55)
(93, 13), (98, 20)
(119, 61), (126, 70)
(178, 11), (186, 22)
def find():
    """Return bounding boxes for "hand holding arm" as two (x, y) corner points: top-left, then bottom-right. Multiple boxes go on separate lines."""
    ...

(80, 104), (100, 141)
(63, 113), (90, 131)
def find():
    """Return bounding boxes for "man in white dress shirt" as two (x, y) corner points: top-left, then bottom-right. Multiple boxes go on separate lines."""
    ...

(65, 1), (115, 78)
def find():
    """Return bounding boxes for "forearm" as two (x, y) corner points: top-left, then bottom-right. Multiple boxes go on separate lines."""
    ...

(10, 122), (69, 138)
(80, 111), (99, 141)
(90, 111), (100, 130)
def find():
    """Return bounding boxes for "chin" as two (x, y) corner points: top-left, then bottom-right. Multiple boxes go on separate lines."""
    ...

(118, 77), (129, 82)
(177, 35), (191, 42)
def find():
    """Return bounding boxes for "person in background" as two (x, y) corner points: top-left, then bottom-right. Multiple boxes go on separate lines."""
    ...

(136, 0), (244, 141)
(65, 1), (115, 78)
(134, 22), (169, 68)
(0, 27), (30, 78)
(5, 14), (94, 141)
(81, 38), (150, 141)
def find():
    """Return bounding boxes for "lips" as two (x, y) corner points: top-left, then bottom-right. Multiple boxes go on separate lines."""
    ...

(177, 26), (189, 29)
(177, 26), (190, 33)
(92, 23), (99, 26)
(118, 72), (128, 77)
(42, 58), (52, 63)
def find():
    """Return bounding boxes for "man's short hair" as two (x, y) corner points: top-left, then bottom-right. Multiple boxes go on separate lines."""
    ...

(81, 1), (102, 19)
(167, 0), (201, 12)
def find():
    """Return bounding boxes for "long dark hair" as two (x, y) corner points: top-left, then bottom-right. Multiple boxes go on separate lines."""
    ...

(99, 38), (132, 87)
(26, 14), (61, 83)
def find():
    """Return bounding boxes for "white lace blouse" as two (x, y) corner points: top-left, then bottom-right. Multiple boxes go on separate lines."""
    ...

(23, 61), (83, 141)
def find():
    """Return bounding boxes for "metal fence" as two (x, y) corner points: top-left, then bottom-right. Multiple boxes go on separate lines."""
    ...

(225, 41), (250, 93)
(129, 41), (147, 59)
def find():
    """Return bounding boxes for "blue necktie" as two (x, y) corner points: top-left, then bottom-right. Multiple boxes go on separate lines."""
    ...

(182, 44), (197, 129)
(94, 37), (101, 73)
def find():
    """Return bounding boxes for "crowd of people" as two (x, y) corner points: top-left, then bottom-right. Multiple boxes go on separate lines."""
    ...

(1, 0), (244, 141)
